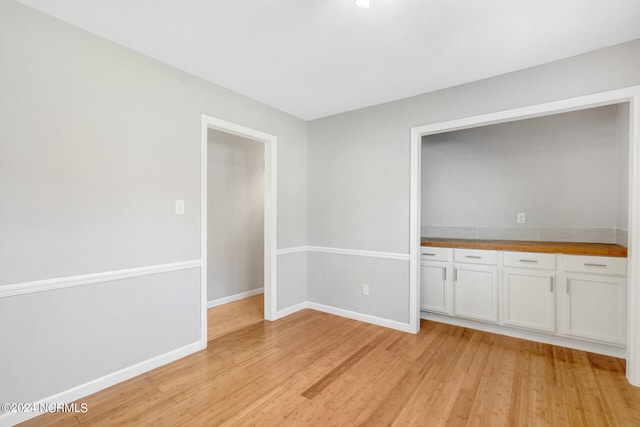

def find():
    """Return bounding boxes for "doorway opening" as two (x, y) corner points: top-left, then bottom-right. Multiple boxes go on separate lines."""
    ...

(200, 115), (277, 345)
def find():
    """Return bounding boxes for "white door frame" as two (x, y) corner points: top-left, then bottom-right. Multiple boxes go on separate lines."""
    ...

(409, 86), (640, 385)
(201, 115), (278, 344)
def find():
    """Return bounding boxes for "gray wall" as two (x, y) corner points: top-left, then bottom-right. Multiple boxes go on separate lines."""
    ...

(0, 0), (306, 407)
(307, 38), (640, 324)
(277, 251), (308, 311)
(0, 269), (201, 403)
(207, 130), (264, 301)
(307, 254), (408, 323)
(421, 104), (629, 243)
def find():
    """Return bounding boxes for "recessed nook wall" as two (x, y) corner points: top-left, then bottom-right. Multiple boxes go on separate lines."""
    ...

(421, 104), (630, 244)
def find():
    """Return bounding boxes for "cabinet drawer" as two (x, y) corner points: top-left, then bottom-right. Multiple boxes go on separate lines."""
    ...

(454, 249), (498, 265)
(563, 255), (627, 276)
(503, 251), (556, 270)
(421, 246), (451, 262)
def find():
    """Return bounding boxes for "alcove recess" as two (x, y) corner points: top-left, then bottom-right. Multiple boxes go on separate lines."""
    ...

(421, 103), (629, 247)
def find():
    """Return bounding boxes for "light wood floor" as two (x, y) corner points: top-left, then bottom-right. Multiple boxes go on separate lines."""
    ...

(207, 294), (264, 341)
(21, 298), (640, 426)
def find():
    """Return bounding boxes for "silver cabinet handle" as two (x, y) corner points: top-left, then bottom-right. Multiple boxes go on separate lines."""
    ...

(423, 253), (436, 256)
(519, 259), (538, 263)
(584, 263), (607, 268)
(454, 268), (458, 282)
(566, 279), (570, 294)
(443, 268), (447, 281)
(465, 255), (482, 259)
(550, 277), (554, 292)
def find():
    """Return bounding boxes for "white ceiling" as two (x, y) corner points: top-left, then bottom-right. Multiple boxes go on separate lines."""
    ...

(16, 0), (640, 120)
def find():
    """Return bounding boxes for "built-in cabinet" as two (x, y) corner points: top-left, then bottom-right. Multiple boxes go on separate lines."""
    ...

(419, 263), (449, 314)
(420, 246), (627, 352)
(503, 268), (556, 333)
(559, 255), (627, 346)
(562, 273), (626, 345)
(502, 251), (556, 333)
(420, 246), (452, 315)
(454, 265), (498, 322)
(452, 249), (498, 323)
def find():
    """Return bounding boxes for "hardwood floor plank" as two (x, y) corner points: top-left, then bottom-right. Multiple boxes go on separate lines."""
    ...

(17, 300), (640, 427)
(17, 413), (80, 427)
(207, 294), (264, 341)
(301, 344), (375, 400)
(363, 324), (470, 426)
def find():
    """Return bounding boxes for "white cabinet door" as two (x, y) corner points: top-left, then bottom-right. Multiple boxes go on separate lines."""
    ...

(453, 264), (498, 323)
(562, 273), (626, 345)
(420, 262), (450, 314)
(503, 269), (555, 333)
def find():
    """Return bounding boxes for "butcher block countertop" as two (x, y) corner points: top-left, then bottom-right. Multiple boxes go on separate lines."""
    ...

(421, 238), (628, 258)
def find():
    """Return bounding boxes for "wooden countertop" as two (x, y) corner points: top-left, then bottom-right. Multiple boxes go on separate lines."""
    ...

(421, 238), (627, 257)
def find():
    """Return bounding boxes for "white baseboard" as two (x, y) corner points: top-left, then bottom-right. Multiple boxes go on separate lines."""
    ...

(268, 300), (415, 334)
(207, 287), (264, 309)
(0, 340), (205, 427)
(421, 311), (626, 358)
(307, 302), (414, 333)
(274, 301), (308, 319)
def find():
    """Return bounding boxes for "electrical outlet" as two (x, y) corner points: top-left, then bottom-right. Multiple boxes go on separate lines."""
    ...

(362, 284), (370, 296)
(517, 212), (525, 224)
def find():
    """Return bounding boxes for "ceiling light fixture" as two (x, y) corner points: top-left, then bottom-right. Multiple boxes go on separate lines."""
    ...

(355, 0), (370, 9)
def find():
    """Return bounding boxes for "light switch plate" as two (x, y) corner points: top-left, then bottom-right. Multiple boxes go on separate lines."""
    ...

(175, 200), (185, 215)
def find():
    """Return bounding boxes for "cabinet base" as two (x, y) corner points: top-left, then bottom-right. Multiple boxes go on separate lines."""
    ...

(421, 311), (626, 359)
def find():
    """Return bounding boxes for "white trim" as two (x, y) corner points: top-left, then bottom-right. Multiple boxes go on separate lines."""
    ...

(276, 246), (308, 255)
(207, 287), (264, 309)
(266, 134), (278, 322)
(201, 117), (209, 346)
(409, 127), (421, 334)
(307, 246), (410, 261)
(410, 85), (640, 385)
(270, 299), (416, 332)
(274, 301), (309, 319)
(413, 87), (640, 136)
(0, 340), (204, 427)
(627, 91), (640, 385)
(307, 302), (414, 333)
(421, 311), (626, 359)
(0, 260), (201, 299)
(275, 245), (411, 260)
(202, 115), (278, 331)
